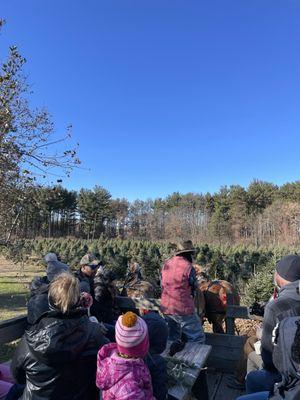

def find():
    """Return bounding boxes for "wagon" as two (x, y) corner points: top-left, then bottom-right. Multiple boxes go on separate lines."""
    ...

(0, 296), (254, 400)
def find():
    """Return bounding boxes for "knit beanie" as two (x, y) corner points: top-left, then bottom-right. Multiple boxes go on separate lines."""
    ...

(46, 260), (69, 282)
(276, 255), (300, 282)
(115, 312), (149, 358)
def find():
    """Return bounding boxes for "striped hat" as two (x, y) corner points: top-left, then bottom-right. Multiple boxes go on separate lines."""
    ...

(115, 312), (149, 358)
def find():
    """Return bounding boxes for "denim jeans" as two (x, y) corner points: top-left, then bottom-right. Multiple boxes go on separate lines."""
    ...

(236, 392), (269, 400)
(164, 313), (205, 343)
(246, 369), (282, 394)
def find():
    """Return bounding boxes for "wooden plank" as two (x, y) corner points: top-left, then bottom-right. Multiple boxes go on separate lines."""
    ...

(116, 296), (257, 333)
(206, 333), (245, 348)
(162, 343), (211, 400)
(225, 317), (235, 335)
(212, 372), (245, 400)
(0, 297), (159, 345)
(207, 371), (246, 400)
(205, 333), (245, 373)
(207, 372), (223, 400)
(226, 306), (250, 319)
(162, 342), (212, 369)
(225, 305), (263, 333)
(226, 306), (263, 321)
(168, 384), (190, 400)
(226, 305), (248, 334)
(0, 315), (27, 345)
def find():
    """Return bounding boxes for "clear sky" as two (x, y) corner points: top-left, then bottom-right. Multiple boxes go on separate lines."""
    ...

(1, 1), (300, 200)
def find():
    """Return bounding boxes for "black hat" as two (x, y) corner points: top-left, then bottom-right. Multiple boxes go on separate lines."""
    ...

(276, 255), (300, 282)
(175, 240), (196, 256)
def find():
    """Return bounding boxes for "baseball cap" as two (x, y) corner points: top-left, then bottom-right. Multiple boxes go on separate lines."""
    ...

(80, 253), (100, 268)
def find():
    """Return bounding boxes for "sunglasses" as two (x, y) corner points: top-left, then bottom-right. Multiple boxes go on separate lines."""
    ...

(88, 264), (99, 270)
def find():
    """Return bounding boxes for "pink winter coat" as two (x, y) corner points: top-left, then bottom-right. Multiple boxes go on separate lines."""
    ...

(96, 343), (155, 400)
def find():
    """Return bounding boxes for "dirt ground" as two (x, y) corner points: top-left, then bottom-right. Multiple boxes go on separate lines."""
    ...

(203, 318), (259, 337)
(0, 256), (44, 361)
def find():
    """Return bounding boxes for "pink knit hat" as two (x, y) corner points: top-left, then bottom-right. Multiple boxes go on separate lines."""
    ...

(115, 312), (149, 358)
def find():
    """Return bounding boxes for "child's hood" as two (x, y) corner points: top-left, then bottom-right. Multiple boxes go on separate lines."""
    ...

(97, 342), (147, 390)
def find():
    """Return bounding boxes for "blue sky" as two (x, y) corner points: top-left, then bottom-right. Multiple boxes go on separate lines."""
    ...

(1, 1), (300, 200)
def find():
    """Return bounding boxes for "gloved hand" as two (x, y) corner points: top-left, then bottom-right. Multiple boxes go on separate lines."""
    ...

(79, 292), (93, 309)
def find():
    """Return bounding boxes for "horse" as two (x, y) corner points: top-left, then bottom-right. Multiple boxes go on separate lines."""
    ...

(121, 278), (156, 298)
(120, 262), (156, 299)
(193, 264), (240, 333)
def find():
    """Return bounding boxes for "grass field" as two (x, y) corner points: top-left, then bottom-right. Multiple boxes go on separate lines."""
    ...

(0, 256), (43, 321)
(0, 256), (44, 361)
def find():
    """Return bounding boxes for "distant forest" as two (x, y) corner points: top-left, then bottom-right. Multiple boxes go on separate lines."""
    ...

(1, 21), (299, 249)
(3, 179), (300, 247)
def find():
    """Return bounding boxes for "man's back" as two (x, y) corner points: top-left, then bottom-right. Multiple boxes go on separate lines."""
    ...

(261, 280), (300, 368)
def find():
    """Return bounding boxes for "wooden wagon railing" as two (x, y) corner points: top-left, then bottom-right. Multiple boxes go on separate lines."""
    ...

(0, 296), (260, 374)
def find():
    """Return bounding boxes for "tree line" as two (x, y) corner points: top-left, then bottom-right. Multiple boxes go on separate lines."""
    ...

(0, 237), (290, 305)
(1, 20), (300, 248)
(1, 180), (300, 247)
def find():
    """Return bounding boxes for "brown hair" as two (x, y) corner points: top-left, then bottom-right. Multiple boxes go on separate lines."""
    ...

(48, 273), (80, 314)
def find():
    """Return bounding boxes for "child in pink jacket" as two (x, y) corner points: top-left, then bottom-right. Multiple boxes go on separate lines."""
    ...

(96, 311), (155, 400)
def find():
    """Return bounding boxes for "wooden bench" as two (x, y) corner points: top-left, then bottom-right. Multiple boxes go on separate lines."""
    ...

(0, 315), (27, 345)
(225, 305), (263, 335)
(162, 341), (212, 400)
(115, 294), (261, 336)
(0, 297), (253, 399)
(0, 296), (259, 347)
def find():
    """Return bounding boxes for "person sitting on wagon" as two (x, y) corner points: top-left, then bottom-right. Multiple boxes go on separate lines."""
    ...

(236, 315), (300, 400)
(27, 252), (69, 325)
(96, 311), (155, 400)
(244, 255), (300, 395)
(160, 240), (205, 343)
(75, 252), (99, 294)
(143, 311), (169, 400)
(93, 269), (119, 324)
(11, 272), (108, 400)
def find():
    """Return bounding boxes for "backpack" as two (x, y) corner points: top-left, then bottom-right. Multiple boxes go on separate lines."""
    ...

(269, 316), (300, 400)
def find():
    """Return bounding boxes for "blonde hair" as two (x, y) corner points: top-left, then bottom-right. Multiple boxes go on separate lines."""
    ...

(48, 273), (80, 314)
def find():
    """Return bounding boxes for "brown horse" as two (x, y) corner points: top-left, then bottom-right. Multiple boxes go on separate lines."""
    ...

(121, 279), (156, 298)
(194, 264), (240, 333)
(120, 262), (156, 298)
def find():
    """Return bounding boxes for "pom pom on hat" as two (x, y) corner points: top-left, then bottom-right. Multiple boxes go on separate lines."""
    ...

(122, 311), (137, 327)
(116, 312), (149, 358)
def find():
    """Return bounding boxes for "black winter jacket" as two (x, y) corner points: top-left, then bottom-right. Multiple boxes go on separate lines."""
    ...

(27, 276), (50, 325)
(143, 312), (169, 400)
(75, 269), (95, 296)
(11, 308), (108, 400)
(92, 275), (118, 324)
